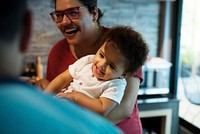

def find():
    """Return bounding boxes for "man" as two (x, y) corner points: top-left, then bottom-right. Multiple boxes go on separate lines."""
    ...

(0, 0), (122, 133)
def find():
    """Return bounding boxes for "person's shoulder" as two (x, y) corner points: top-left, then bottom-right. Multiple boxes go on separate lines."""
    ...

(101, 78), (127, 90)
(82, 54), (94, 61)
(78, 55), (95, 63)
(69, 55), (94, 74)
(48, 38), (69, 57)
(102, 26), (111, 33)
(102, 26), (110, 30)
(133, 67), (143, 82)
(108, 78), (127, 86)
(0, 80), (122, 134)
(51, 38), (68, 51)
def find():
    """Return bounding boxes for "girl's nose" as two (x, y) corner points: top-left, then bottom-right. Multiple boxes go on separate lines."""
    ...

(99, 61), (107, 71)
(100, 65), (106, 71)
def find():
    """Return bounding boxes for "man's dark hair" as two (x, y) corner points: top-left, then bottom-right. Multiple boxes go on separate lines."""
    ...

(0, 0), (27, 42)
(101, 25), (149, 75)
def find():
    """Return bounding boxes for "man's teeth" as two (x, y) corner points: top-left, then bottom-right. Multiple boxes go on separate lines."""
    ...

(65, 28), (76, 33)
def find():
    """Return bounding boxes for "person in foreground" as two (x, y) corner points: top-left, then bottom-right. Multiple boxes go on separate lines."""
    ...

(35, 0), (146, 133)
(45, 26), (149, 117)
(0, 0), (123, 134)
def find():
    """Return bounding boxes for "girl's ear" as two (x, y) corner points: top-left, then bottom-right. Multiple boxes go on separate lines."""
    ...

(20, 10), (32, 53)
(122, 72), (130, 78)
(92, 7), (99, 23)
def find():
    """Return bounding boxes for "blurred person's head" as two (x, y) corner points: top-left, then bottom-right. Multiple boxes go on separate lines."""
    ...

(0, 0), (32, 77)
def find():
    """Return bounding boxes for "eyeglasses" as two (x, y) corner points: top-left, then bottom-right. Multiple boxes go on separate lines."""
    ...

(50, 6), (85, 23)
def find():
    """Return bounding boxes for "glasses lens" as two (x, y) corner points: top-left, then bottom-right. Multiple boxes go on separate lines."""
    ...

(50, 7), (80, 23)
(51, 12), (63, 23)
(65, 7), (79, 20)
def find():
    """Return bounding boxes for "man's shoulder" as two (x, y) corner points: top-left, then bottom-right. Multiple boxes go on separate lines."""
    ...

(0, 80), (122, 134)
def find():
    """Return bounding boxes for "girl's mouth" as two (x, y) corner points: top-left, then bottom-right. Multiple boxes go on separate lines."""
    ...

(93, 65), (105, 76)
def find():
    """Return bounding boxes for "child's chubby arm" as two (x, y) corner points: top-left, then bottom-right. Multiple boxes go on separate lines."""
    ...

(56, 91), (117, 116)
(45, 69), (73, 94)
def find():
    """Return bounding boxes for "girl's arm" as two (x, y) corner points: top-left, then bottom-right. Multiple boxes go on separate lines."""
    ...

(106, 77), (140, 124)
(57, 91), (117, 116)
(45, 69), (73, 94)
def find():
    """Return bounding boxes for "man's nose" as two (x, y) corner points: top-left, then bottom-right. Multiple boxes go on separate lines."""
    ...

(62, 15), (72, 23)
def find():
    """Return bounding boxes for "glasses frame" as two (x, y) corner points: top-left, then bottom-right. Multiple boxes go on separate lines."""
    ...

(50, 6), (86, 23)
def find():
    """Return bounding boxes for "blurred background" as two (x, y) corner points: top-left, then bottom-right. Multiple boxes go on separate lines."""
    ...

(22, 0), (200, 133)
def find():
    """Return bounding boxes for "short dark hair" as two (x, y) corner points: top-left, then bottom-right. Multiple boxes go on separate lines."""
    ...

(101, 26), (149, 75)
(52, 0), (103, 25)
(0, 0), (27, 42)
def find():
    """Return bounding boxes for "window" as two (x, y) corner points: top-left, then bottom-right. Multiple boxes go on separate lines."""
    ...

(178, 0), (200, 104)
(137, 0), (181, 99)
(178, 0), (200, 131)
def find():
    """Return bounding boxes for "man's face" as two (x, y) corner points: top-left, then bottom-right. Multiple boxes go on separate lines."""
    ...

(55, 0), (96, 45)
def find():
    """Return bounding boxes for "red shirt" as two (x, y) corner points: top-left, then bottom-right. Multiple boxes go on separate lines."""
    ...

(46, 32), (143, 134)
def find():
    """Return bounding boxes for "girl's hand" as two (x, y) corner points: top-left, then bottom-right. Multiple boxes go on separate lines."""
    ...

(56, 90), (78, 102)
(35, 79), (50, 90)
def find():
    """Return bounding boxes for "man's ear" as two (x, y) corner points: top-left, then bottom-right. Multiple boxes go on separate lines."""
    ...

(20, 10), (32, 53)
(92, 7), (99, 23)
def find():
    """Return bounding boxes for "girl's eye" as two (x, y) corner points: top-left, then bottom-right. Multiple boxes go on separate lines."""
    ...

(109, 64), (115, 70)
(99, 53), (104, 58)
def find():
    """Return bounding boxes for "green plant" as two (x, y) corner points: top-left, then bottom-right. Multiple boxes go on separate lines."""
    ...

(181, 49), (193, 65)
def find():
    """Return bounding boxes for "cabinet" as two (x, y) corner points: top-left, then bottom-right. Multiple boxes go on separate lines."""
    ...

(138, 98), (179, 134)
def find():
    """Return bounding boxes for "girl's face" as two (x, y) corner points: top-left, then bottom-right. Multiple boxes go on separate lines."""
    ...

(55, 0), (97, 45)
(92, 42), (127, 81)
